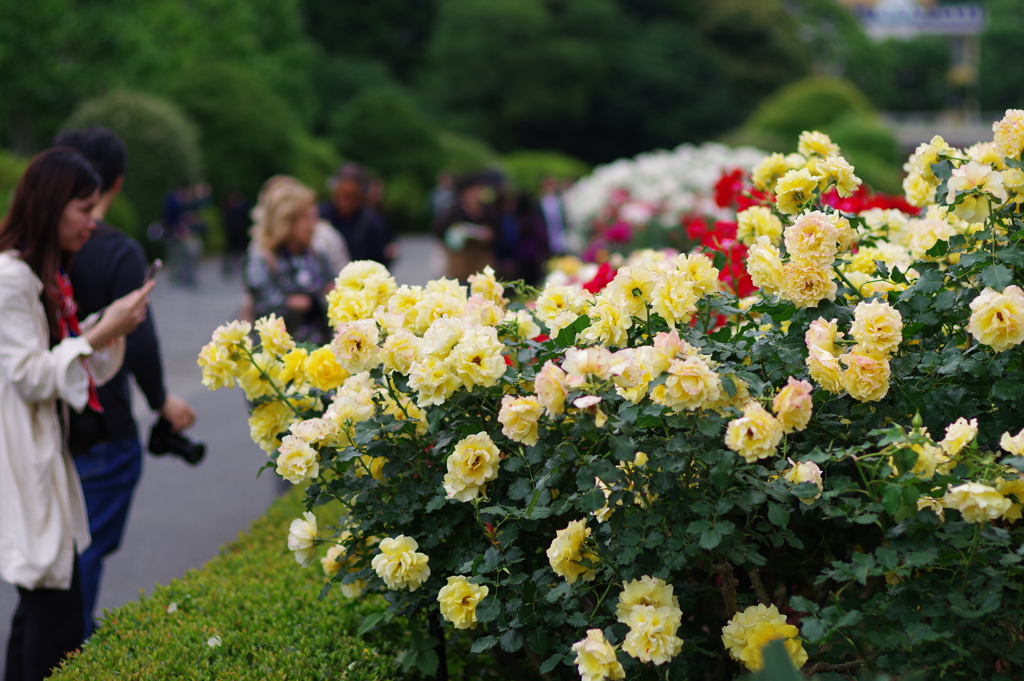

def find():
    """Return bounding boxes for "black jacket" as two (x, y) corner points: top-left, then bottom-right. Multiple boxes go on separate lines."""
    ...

(68, 222), (166, 446)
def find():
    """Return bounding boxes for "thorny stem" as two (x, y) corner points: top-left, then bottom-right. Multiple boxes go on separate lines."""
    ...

(239, 344), (305, 418)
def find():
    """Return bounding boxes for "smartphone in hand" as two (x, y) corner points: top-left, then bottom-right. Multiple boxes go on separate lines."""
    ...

(143, 259), (163, 285)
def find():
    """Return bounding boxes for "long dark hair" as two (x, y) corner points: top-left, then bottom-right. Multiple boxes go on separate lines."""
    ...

(0, 148), (100, 340)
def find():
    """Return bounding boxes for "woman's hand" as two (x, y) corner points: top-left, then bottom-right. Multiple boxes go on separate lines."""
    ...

(83, 280), (155, 349)
(286, 293), (312, 313)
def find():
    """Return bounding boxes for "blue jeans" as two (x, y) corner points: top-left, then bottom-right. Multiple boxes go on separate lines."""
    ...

(73, 439), (142, 638)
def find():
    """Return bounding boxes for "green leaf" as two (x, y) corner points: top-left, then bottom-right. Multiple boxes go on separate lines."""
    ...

(754, 639), (803, 681)
(470, 636), (498, 654)
(610, 434), (637, 462)
(881, 483), (903, 515)
(414, 649), (439, 677)
(555, 315), (591, 346)
(700, 527), (723, 550)
(767, 503), (790, 528)
(425, 496), (447, 513)
(540, 652), (565, 674)
(998, 247), (1024, 266)
(1002, 456), (1024, 473)
(981, 264), (1015, 290)
(476, 596), (502, 623)
(993, 379), (1024, 401)
(499, 629), (524, 652)
(789, 595), (819, 615)
(926, 239), (948, 257)
(580, 487), (606, 513)
(357, 612), (386, 636)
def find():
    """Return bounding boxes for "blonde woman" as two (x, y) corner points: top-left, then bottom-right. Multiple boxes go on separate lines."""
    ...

(244, 181), (334, 345)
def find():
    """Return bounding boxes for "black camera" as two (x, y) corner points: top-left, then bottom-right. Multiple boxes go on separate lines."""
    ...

(148, 417), (205, 465)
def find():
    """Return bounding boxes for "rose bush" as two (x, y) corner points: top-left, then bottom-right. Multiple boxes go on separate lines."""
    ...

(200, 113), (1024, 679)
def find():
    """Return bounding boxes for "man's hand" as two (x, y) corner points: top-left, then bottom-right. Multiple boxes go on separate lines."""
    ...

(161, 394), (196, 433)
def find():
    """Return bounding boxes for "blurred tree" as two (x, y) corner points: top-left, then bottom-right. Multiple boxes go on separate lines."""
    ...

(301, 0), (439, 83)
(329, 87), (442, 185)
(171, 63), (300, 199)
(311, 55), (398, 134)
(874, 37), (951, 112)
(65, 91), (203, 226)
(980, 0), (1024, 111)
(744, 76), (875, 144)
(501, 150), (589, 195)
(420, 0), (618, 151)
(697, 0), (810, 113)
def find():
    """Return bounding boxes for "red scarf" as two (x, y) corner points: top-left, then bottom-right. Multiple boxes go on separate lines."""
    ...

(56, 269), (103, 413)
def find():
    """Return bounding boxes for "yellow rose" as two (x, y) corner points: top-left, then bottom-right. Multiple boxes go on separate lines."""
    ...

(798, 130), (840, 158)
(321, 533), (371, 597)
(805, 317), (842, 354)
(413, 284), (468, 335)
(737, 206), (783, 246)
(746, 237), (784, 295)
(676, 253), (720, 296)
(902, 171), (936, 208)
(752, 153), (791, 192)
(784, 211), (840, 267)
(287, 511), (318, 567)
(650, 356), (723, 412)
(249, 400), (297, 453)
(275, 434), (320, 484)
(968, 286), (1024, 352)
(615, 576), (680, 624)
(371, 535), (430, 591)
(535, 361), (569, 416)
(850, 300), (903, 357)
(448, 326), (507, 390)
(840, 348), (891, 402)
(772, 377), (813, 434)
(819, 154), (862, 197)
(779, 262), (836, 309)
(650, 271), (699, 329)
(721, 603), (808, 672)
(236, 351), (281, 401)
(198, 341), (239, 390)
(571, 629), (626, 681)
(408, 354), (462, 407)
(918, 496), (945, 521)
(622, 605), (684, 666)
(536, 283), (592, 335)
(460, 293), (504, 327)
(908, 442), (949, 479)
(725, 402), (784, 464)
(212, 319), (252, 344)
(380, 329), (422, 375)
(437, 576), (489, 629)
(806, 345), (843, 394)
(328, 261), (397, 327)
(443, 432), (501, 502)
(940, 417), (978, 456)
(352, 454), (387, 480)
(1001, 428), (1024, 455)
(903, 216), (956, 261)
(943, 482), (1012, 524)
(606, 265), (656, 320)
(498, 395), (543, 446)
(784, 459), (823, 504)
(255, 313), (295, 357)
(331, 319), (380, 374)
(993, 109), (1024, 160)
(502, 309), (542, 341)
(304, 346), (348, 391)
(582, 295), (633, 347)
(468, 265), (508, 305)
(774, 168), (820, 215)
(547, 518), (599, 584)
(278, 348), (308, 386)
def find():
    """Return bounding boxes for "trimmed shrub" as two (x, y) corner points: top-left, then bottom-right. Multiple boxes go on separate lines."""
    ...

(171, 63), (300, 199)
(744, 76), (875, 145)
(329, 87), (442, 186)
(501, 150), (589, 195)
(292, 133), (342, 199)
(65, 92), (202, 225)
(53, 488), (399, 680)
(437, 131), (499, 175)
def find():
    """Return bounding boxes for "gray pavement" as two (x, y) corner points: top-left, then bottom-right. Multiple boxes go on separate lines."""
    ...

(0, 234), (444, 663)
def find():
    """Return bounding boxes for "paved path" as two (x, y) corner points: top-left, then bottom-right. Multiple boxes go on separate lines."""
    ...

(0, 235), (445, 663)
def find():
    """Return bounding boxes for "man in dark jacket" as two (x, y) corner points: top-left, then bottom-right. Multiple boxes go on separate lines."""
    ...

(319, 163), (396, 266)
(53, 127), (197, 636)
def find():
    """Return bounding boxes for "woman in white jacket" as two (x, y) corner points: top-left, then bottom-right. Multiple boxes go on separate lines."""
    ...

(0, 149), (152, 681)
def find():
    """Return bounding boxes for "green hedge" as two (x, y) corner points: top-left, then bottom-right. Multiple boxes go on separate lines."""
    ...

(54, 489), (399, 680)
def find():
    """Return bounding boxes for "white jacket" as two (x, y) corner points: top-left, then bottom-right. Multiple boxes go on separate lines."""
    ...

(0, 251), (122, 589)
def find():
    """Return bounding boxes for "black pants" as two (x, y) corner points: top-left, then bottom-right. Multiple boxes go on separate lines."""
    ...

(4, 559), (83, 681)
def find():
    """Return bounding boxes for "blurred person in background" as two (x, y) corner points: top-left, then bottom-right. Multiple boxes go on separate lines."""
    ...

(539, 176), (567, 257)
(433, 172), (498, 282)
(429, 172), (456, 222)
(320, 163), (395, 267)
(0, 149), (151, 681)
(245, 180), (334, 345)
(513, 192), (550, 287)
(220, 189), (250, 278)
(52, 127), (197, 639)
